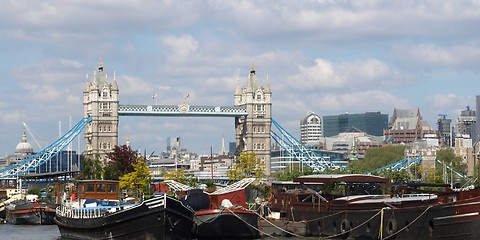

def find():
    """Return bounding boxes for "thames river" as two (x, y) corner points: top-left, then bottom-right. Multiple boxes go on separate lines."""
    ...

(0, 224), (320, 239)
(0, 224), (61, 239)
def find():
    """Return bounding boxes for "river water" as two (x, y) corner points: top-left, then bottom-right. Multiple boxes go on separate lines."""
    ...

(0, 224), (320, 239)
(0, 224), (61, 239)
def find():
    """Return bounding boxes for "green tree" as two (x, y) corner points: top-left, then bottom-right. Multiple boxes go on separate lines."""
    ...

(79, 154), (103, 180)
(162, 168), (198, 187)
(348, 145), (407, 172)
(435, 148), (467, 183)
(105, 145), (139, 180)
(273, 163), (314, 181)
(227, 151), (266, 181)
(119, 158), (151, 198)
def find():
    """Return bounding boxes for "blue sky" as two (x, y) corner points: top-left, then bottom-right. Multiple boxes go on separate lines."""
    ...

(1, 1), (480, 156)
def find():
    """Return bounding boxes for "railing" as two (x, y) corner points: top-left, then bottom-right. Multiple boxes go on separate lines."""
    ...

(56, 205), (110, 219)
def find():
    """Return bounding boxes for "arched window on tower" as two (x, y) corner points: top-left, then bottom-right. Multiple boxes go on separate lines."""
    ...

(102, 87), (109, 99)
(255, 90), (263, 100)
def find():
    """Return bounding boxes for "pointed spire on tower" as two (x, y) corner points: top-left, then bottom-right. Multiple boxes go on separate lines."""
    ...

(235, 77), (241, 95)
(112, 70), (118, 90)
(265, 74), (271, 92)
(250, 63), (255, 74)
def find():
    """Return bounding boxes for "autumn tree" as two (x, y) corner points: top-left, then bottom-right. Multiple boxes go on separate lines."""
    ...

(104, 145), (139, 180)
(227, 151), (266, 181)
(119, 158), (151, 198)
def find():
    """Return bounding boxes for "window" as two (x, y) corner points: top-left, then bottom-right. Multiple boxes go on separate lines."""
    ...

(108, 184), (117, 193)
(86, 184), (95, 192)
(97, 184), (106, 193)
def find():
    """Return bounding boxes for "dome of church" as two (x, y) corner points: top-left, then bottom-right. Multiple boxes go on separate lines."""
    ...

(15, 129), (34, 154)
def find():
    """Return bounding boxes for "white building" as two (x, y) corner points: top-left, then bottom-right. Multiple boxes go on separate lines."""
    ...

(300, 111), (322, 148)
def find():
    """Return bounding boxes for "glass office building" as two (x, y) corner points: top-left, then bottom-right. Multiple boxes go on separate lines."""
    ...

(323, 112), (388, 137)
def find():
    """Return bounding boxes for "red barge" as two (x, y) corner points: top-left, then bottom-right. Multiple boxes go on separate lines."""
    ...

(164, 178), (260, 239)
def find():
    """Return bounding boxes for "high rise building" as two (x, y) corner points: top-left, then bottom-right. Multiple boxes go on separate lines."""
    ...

(454, 106), (476, 139)
(437, 116), (452, 147)
(300, 111), (322, 147)
(322, 112), (388, 137)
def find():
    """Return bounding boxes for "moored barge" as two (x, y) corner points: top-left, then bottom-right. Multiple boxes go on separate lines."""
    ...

(268, 174), (480, 239)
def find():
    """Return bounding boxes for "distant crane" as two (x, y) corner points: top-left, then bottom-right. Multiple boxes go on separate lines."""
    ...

(22, 122), (43, 150)
(438, 114), (447, 119)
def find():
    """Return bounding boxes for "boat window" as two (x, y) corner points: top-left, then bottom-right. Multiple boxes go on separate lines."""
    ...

(97, 184), (106, 193)
(86, 184), (95, 192)
(108, 184), (117, 192)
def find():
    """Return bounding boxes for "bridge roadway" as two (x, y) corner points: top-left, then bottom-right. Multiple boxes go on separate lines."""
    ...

(118, 104), (248, 117)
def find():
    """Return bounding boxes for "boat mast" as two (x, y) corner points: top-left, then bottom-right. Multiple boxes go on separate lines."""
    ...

(210, 146), (214, 182)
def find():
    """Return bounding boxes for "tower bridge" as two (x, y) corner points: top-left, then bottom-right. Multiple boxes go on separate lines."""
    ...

(83, 62), (272, 174)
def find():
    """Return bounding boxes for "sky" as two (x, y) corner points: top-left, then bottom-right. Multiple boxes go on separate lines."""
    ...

(1, 0), (480, 157)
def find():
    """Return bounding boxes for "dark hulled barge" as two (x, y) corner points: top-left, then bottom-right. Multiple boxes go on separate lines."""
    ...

(5, 195), (57, 225)
(55, 180), (195, 239)
(268, 174), (480, 239)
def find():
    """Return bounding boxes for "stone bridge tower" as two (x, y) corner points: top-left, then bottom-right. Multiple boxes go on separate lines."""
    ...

(83, 62), (119, 160)
(235, 65), (272, 175)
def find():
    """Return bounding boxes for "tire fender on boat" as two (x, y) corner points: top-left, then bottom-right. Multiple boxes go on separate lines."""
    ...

(387, 218), (397, 235)
(340, 219), (352, 233)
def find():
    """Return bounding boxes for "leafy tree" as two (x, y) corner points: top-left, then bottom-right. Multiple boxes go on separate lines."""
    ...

(162, 168), (198, 187)
(105, 145), (139, 180)
(348, 145), (407, 172)
(79, 154), (103, 180)
(274, 163), (314, 181)
(435, 148), (467, 183)
(227, 151), (266, 181)
(119, 158), (151, 198)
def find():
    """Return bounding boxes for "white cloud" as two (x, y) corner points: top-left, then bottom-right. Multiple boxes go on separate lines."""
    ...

(0, 110), (26, 124)
(423, 93), (474, 122)
(161, 35), (199, 60)
(119, 75), (155, 98)
(391, 43), (480, 70)
(286, 58), (411, 91)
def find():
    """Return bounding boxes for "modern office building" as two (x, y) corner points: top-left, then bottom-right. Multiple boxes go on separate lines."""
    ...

(437, 116), (452, 147)
(322, 111), (388, 137)
(38, 150), (80, 173)
(454, 106), (476, 139)
(300, 111), (322, 147)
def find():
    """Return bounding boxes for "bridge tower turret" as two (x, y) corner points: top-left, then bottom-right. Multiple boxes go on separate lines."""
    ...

(83, 61), (119, 160)
(235, 64), (272, 175)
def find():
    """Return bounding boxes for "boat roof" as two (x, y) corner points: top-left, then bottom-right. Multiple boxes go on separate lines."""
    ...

(294, 174), (389, 184)
(76, 180), (119, 183)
